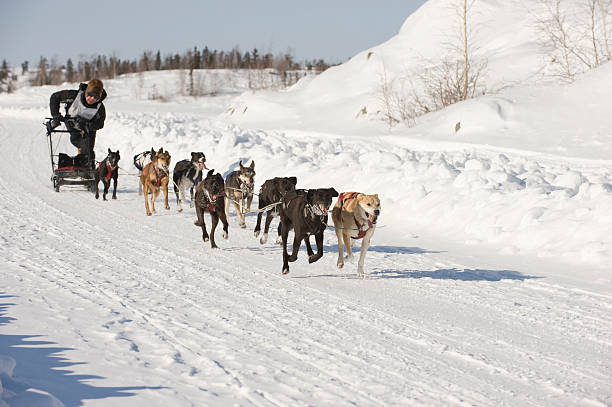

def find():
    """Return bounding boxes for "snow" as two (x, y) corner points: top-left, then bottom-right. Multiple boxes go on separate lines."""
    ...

(1, 0), (612, 405)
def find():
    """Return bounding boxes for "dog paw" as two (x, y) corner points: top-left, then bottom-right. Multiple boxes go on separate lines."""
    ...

(308, 254), (321, 264)
(288, 254), (297, 262)
(345, 254), (354, 262)
(222, 231), (228, 239)
(337, 263), (344, 269)
(189, 202), (194, 208)
(239, 223), (246, 229)
(282, 268), (289, 275)
(165, 205), (170, 210)
(112, 196), (117, 200)
(203, 236), (209, 242)
(275, 236), (282, 244)
(146, 212), (152, 216)
(95, 194), (99, 199)
(177, 207), (183, 213)
(260, 233), (268, 244)
(254, 230), (260, 238)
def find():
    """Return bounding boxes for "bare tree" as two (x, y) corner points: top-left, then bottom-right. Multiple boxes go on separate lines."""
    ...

(377, 0), (487, 127)
(535, 0), (612, 82)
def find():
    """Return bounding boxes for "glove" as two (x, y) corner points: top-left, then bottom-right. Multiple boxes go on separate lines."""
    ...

(46, 116), (61, 132)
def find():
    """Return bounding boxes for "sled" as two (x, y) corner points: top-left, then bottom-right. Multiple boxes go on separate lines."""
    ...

(45, 115), (96, 192)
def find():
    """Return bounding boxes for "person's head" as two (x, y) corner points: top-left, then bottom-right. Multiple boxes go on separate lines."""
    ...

(85, 79), (103, 104)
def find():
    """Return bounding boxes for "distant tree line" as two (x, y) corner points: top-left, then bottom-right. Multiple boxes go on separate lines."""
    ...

(19, 46), (331, 89)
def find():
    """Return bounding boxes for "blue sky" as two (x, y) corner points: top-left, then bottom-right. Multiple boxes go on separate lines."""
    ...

(1, 0), (426, 67)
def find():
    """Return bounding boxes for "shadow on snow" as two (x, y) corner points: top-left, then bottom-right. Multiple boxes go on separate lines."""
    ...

(0, 292), (165, 407)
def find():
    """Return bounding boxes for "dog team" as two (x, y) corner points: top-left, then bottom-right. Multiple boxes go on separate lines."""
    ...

(94, 147), (381, 277)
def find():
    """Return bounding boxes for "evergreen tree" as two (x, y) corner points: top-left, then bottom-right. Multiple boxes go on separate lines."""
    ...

(202, 46), (210, 68)
(21, 61), (28, 75)
(155, 50), (162, 70)
(193, 46), (201, 69)
(66, 58), (75, 82)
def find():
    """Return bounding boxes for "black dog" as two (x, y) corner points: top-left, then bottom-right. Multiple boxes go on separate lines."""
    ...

(254, 176), (297, 244)
(194, 169), (229, 249)
(279, 187), (338, 274)
(94, 149), (120, 200)
(173, 152), (208, 212)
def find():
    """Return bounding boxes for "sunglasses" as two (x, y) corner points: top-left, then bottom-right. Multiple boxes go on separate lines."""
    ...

(86, 92), (100, 99)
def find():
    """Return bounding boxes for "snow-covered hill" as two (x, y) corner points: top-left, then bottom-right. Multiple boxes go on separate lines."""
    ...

(1, 0), (611, 405)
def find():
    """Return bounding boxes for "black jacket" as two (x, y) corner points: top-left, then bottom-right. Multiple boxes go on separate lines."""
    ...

(49, 83), (107, 131)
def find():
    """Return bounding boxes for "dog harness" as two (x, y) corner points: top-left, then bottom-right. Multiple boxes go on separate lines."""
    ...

(97, 160), (113, 180)
(175, 160), (203, 186)
(143, 165), (165, 187)
(204, 188), (225, 211)
(337, 192), (369, 239)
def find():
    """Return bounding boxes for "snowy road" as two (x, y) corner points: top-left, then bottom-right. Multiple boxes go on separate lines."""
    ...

(1, 115), (611, 406)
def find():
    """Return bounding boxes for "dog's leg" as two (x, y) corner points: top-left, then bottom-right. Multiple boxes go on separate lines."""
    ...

(103, 179), (110, 200)
(288, 227), (301, 263)
(308, 231), (324, 264)
(210, 212), (219, 249)
(112, 173), (118, 199)
(173, 175), (181, 211)
(219, 205), (229, 240)
(335, 228), (345, 269)
(254, 210), (263, 238)
(343, 233), (354, 262)
(246, 193), (253, 213)
(195, 203), (204, 227)
(94, 175), (100, 199)
(189, 186), (195, 208)
(151, 186), (159, 214)
(143, 182), (152, 216)
(357, 229), (374, 278)
(199, 208), (209, 242)
(163, 178), (170, 210)
(275, 223), (283, 244)
(234, 200), (246, 228)
(304, 235), (314, 257)
(281, 221), (290, 274)
(260, 211), (274, 244)
(176, 185), (182, 212)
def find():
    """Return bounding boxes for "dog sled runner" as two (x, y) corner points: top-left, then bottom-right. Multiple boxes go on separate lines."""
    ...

(45, 116), (96, 192)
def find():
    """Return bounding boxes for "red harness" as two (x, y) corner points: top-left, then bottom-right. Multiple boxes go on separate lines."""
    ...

(97, 161), (113, 180)
(337, 192), (368, 239)
(207, 189), (225, 211)
(143, 165), (164, 187)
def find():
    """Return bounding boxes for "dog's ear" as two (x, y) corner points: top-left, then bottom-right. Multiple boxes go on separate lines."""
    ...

(306, 189), (314, 202)
(150, 147), (155, 155)
(207, 169), (215, 177)
(239, 160), (244, 170)
(158, 147), (164, 154)
(250, 160), (255, 169)
(108, 148), (111, 153)
(289, 176), (297, 186)
(191, 152), (196, 159)
(329, 187), (339, 197)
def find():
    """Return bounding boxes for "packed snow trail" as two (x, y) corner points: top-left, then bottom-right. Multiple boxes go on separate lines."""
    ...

(1, 117), (611, 406)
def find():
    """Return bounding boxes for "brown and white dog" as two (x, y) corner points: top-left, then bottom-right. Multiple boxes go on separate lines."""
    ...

(331, 192), (380, 277)
(140, 148), (171, 216)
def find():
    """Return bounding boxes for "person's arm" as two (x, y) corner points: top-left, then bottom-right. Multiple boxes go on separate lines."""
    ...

(88, 104), (106, 131)
(49, 89), (77, 117)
